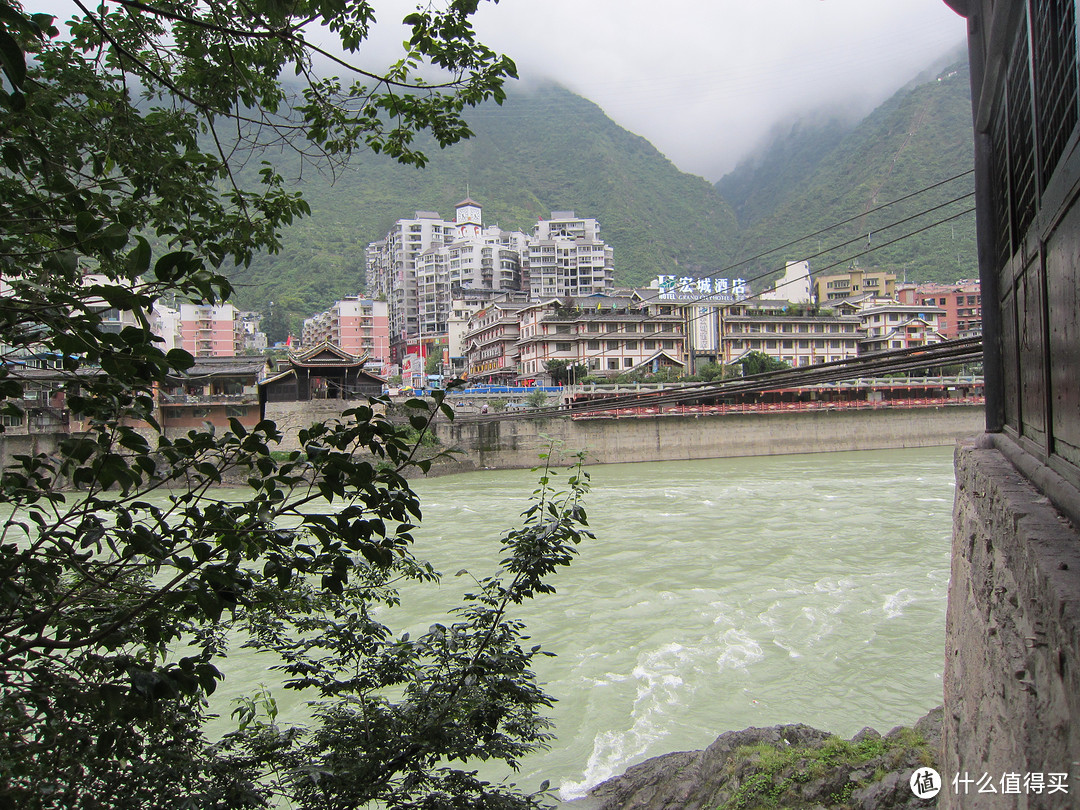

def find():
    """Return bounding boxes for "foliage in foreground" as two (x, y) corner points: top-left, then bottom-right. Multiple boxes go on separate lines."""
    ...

(0, 1), (593, 807)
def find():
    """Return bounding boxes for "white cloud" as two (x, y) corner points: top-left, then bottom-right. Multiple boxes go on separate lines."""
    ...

(467, 0), (967, 180)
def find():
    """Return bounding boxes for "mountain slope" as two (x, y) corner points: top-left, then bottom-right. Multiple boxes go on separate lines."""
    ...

(225, 84), (741, 315)
(721, 60), (976, 287)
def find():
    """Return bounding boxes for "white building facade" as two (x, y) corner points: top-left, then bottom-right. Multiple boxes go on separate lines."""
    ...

(527, 212), (615, 299)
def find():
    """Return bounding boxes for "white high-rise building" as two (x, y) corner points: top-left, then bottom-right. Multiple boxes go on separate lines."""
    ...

(528, 211), (614, 299)
(368, 200), (527, 342)
(366, 211), (454, 340)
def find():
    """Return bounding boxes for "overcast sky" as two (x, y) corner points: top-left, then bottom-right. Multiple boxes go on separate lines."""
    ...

(467, 0), (969, 181)
(43, 0), (969, 182)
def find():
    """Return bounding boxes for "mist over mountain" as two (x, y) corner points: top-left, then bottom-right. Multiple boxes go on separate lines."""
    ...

(224, 56), (975, 320)
(722, 58), (975, 287)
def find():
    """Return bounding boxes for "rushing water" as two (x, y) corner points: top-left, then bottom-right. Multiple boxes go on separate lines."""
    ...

(209, 446), (955, 803)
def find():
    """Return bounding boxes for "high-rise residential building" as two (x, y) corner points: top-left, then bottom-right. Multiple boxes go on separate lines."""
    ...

(367, 199), (532, 360)
(366, 211), (454, 342)
(527, 211), (615, 299)
(301, 297), (389, 361)
(179, 302), (243, 357)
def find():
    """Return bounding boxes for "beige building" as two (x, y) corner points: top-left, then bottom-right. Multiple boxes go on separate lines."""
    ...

(840, 299), (947, 353)
(527, 212), (615, 299)
(720, 301), (863, 367)
(814, 267), (897, 302)
(515, 296), (684, 382)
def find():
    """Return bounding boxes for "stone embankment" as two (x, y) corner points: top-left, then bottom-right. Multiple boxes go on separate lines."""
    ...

(435, 406), (984, 470)
(583, 707), (943, 810)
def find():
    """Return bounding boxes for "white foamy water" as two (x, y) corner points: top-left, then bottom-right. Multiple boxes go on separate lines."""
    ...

(208, 446), (956, 805)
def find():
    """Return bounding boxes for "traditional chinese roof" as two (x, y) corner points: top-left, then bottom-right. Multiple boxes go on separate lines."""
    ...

(628, 350), (686, 373)
(288, 341), (369, 368)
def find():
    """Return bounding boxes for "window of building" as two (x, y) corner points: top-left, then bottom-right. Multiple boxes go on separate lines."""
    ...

(607, 359), (619, 370)
(782, 340), (793, 349)
(624, 340), (638, 350)
(624, 323), (637, 333)
(606, 323), (618, 332)
(588, 323), (600, 332)
(766, 340), (777, 349)
(644, 340), (656, 350)
(587, 340), (601, 350)
(624, 358), (633, 368)
(2, 413), (24, 427)
(555, 342), (573, 352)
(662, 340), (675, 349)
(644, 324), (656, 333)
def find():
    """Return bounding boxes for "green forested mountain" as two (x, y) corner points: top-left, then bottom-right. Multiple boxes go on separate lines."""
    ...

(226, 84), (740, 316)
(225, 59), (976, 322)
(720, 60), (976, 287)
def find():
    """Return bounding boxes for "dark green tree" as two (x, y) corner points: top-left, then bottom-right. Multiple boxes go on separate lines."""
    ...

(544, 360), (587, 386)
(738, 350), (791, 376)
(0, 2), (590, 808)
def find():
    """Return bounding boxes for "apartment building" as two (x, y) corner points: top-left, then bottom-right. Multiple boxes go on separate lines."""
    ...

(301, 297), (389, 362)
(897, 280), (981, 338)
(367, 200), (528, 356)
(366, 211), (453, 342)
(179, 302), (242, 358)
(527, 212), (615, 299)
(515, 296), (684, 381)
(814, 267), (897, 302)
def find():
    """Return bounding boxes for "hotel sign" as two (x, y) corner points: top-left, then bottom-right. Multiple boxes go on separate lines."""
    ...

(651, 275), (748, 302)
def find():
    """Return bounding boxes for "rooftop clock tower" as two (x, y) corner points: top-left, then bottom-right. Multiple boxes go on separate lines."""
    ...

(455, 198), (483, 240)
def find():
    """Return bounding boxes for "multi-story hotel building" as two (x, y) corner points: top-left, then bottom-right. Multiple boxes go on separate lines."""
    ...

(301, 297), (389, 362)
(460, 300), (529, 383)
(515, 296), (684, 381)
(720, 300), (863, 367)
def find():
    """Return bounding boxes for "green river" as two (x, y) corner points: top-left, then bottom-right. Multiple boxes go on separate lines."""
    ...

(209, 446), (955, 803)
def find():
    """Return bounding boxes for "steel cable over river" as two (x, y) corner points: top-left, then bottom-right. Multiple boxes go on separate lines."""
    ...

(448, 336), (984, 422)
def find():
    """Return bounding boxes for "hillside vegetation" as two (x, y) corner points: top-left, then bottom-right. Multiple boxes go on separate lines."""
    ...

(721, 60), (976, 288)
(224, 60), (976, 321)
(225, 84), (740, 316)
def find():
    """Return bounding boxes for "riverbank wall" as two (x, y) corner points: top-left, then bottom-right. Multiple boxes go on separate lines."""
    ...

(433, 405), (985, 469)
(944, 436), (1080, 809)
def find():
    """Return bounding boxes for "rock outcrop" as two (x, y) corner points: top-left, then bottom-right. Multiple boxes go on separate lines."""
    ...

(585, 707), (942, 810)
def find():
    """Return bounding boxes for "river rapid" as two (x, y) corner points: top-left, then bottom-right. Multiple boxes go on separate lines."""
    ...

(210, 446), (956, 803)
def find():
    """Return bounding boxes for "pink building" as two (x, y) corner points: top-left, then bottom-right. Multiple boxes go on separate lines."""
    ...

(897, 280), (982, 339)
(179, 303), (243, 357)
(302, 297), (389, 362)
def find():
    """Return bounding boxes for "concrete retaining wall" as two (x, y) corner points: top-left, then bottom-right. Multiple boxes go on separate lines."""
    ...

(434, 405), (985, 469)
(944, 438), (1080, 809)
